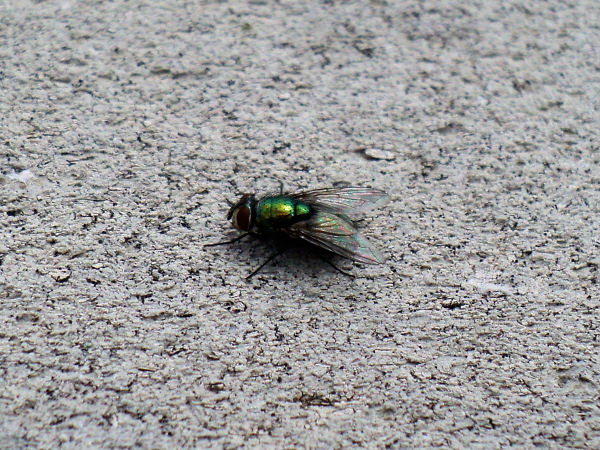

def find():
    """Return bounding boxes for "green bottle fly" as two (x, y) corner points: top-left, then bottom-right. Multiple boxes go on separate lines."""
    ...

(206, 187), (390, 278)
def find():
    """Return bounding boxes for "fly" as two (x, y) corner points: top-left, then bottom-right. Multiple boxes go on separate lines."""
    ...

(205, 186), (390, 279)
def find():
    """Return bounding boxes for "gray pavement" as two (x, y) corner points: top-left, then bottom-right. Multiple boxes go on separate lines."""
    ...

(1, 0), (599, 448)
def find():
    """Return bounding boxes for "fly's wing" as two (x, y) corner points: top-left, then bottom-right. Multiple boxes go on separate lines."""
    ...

(288, 212), (386, 264)
(291, 187), (390, 215)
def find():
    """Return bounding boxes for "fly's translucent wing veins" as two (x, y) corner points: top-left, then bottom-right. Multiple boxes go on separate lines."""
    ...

(289, 211), (386, 264)
(291, 187), (390, 215)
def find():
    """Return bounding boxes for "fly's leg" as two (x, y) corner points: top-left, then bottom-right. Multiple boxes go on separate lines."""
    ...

(246, 250), (288, 280)
(206, 231), (287, 280)
(278, 180), (285, 195)
(313, 253), (355, 278)
(204, 233), (255, 248)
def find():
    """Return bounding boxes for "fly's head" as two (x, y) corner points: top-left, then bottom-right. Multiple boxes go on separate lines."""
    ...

(227, 194), (256, 232)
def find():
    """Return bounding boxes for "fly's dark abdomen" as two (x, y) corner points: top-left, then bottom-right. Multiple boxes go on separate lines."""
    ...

(255, 196), (312, 234)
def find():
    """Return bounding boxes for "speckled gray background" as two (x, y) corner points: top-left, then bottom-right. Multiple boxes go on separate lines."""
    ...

(1, 0), (599, 448)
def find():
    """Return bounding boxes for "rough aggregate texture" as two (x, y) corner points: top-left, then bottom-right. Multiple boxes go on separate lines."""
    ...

(1, 0), (599, 448)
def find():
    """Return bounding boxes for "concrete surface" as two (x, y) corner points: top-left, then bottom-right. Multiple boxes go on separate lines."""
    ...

(1, 0), (599, 448)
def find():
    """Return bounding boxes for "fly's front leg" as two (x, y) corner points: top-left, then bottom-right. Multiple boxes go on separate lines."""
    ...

(204, 232), (259, 248)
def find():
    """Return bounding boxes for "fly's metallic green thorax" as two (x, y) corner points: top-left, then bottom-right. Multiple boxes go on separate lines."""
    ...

(255, 196), (313, 234)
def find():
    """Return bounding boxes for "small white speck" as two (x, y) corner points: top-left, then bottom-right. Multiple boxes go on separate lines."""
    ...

(466, 279), (513, 295)
(6, 169), (35, 183)
(363, 148), (396, 161)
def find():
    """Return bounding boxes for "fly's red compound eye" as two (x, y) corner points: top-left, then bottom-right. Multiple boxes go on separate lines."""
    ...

(232, 206), (252, 231)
